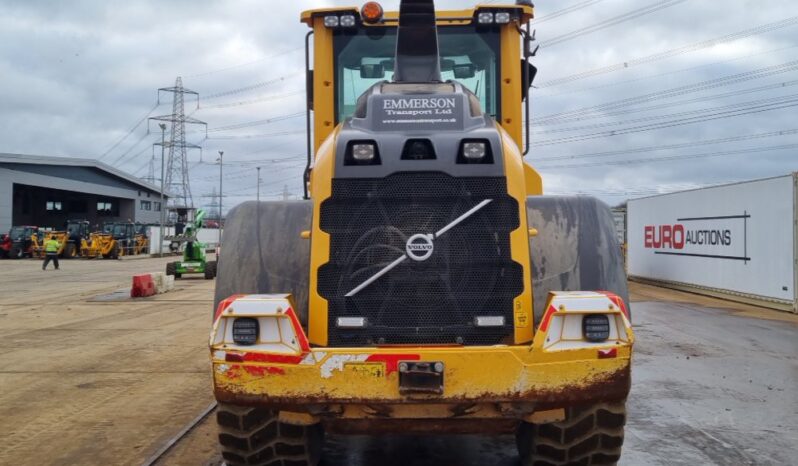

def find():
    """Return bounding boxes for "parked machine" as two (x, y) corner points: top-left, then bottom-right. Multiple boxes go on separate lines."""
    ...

(209, 2), (633, 466)
(3, 226), (40, 259)
(133, 224), (150, 255)
(0, 231), (10, 259)
(80, 230), (120, 259)
(165, 209), (217, 279)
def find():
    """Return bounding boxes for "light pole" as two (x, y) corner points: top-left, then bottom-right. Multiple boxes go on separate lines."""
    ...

(158, 123), (167, 257)
(257, 166), (261, 202)
(217, 151), (223, 248)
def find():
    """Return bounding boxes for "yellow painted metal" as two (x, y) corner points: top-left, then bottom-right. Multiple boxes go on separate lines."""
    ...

(499, 23), (523, 150)
(307, 129), (339, 346)
(312, 17), (337, 153)
(212, 345), (630, 402)
(500, 128), (534, 343)
(524, 161), (544, 195)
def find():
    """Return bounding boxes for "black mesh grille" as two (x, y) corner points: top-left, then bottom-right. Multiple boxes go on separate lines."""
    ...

(318, 172), (523, 346)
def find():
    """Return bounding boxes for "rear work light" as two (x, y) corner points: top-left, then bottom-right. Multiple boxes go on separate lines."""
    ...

(583, 314), (610, 342)
(477, 11), (494, 24)
(339, 14), (357, 28)
(337, 317), (367, 328)
(475, 316), (505, 327)
(353, 143), (376, 161)
(232, 317), (259, 345)
(494, 12), (511, 24)
(323, 15), (340, 28)
(346, 140), (381, 165)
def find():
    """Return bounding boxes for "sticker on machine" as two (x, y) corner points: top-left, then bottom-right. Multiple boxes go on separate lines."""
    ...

(373, 95), (465, 131)
(514, 300), (530, 328)
(344, 362), (385, 378)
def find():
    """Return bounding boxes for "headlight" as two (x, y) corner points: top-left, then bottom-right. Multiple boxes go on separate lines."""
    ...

(323, 15), (340, 28)
(232, 317), (259, 345)
(583, 314), (610, 342)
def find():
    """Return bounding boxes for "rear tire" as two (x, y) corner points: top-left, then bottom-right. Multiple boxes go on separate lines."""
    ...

(516, 401), (627, 466)
(166, 262), (181, 279)
(216, 403), (323, 466)
(64, 243), (77, 259)
(204, 260), (217, 280)
(10, 247), (22, 259)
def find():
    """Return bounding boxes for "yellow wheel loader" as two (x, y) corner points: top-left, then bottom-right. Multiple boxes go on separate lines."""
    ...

(210, 2), (633, 465)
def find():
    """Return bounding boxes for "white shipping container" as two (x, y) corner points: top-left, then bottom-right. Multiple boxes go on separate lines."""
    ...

(628, 173), (797, 313)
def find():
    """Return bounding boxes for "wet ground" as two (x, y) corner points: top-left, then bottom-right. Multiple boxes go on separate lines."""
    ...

(0, 256), (795, 465)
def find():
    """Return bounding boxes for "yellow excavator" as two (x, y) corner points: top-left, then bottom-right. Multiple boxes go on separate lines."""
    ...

(210, 2), (633, 465)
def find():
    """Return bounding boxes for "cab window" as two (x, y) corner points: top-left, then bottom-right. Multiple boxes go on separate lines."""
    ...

(334, 26), (501, 123)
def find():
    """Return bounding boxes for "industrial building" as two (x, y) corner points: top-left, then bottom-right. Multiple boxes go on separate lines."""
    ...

(0, 153), (168, 233)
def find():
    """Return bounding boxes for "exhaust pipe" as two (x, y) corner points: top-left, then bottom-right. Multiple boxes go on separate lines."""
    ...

(393, 0), (442, 83)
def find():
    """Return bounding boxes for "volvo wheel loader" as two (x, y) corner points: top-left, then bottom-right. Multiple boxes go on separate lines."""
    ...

(210, 2), (633, 465)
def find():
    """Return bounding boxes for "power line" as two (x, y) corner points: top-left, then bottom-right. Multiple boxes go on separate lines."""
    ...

(537, 44), (798, 98)
(537, 16), (798, 88)
(184, 47), (304, 79)
(532, 99), (798, 146)
(201, 90), (304, 109)
(532, 94), (798, 136)
(204, 73), (303, 100)
(533, 60), (798, 125)
(534, 128), (798, 162)
(539, 0), (688, 48)
(534, 79), (798, 127)
(531, 0), (606, 25)
(537, 143), (798, 169)
(98, 102), (160, 160)
(205, 112), (305, 133)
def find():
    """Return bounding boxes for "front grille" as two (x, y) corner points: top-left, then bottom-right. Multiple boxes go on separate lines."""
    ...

(318, 172), (522, 346)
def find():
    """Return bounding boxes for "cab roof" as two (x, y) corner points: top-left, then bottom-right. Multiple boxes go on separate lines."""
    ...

(300, 3), (534, 26)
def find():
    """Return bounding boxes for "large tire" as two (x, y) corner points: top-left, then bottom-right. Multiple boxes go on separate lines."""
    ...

(516, 401), (627, 466)
(214, 201), (313, 323)
(64, 243), (77, 259)
(216, 403), (323, 466)
(526, 196), (629, 322)
(204, 260), (217, 280)
(106, 244), (120, 260)
(10, 247), (22, 259)
(166, 262), (181, 279)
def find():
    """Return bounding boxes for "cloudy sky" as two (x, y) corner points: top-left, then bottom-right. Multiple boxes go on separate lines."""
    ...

(1, 0), (796, 210)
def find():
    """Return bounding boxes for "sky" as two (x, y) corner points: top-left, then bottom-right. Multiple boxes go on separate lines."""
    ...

(0, 0), (796, 211)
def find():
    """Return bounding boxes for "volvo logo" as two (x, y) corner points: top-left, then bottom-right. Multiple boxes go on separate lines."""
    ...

(406, 234), (434, 262)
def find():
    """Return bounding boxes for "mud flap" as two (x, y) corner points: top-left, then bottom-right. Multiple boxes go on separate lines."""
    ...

(526, 196), (629, 323)
(214, 201), (313, 324)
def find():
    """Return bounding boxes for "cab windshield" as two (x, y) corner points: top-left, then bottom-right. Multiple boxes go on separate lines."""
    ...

(10, 227), (28, 241)
(334, 25), (500, 122)
(112, 225), (129, 237)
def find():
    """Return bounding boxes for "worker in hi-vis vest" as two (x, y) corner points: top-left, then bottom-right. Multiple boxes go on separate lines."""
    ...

(42, 237), (61, 270)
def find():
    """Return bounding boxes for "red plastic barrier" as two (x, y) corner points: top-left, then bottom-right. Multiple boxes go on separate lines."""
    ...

(131, 274), (156, 298)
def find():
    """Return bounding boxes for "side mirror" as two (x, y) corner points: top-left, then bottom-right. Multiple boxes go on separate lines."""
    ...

(453, 64), (477, 79)
(360, 64), (385, 79)
(440, 58), (456, 71)
(521, 60), (538, 101)
(380, 59), (395, 72)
